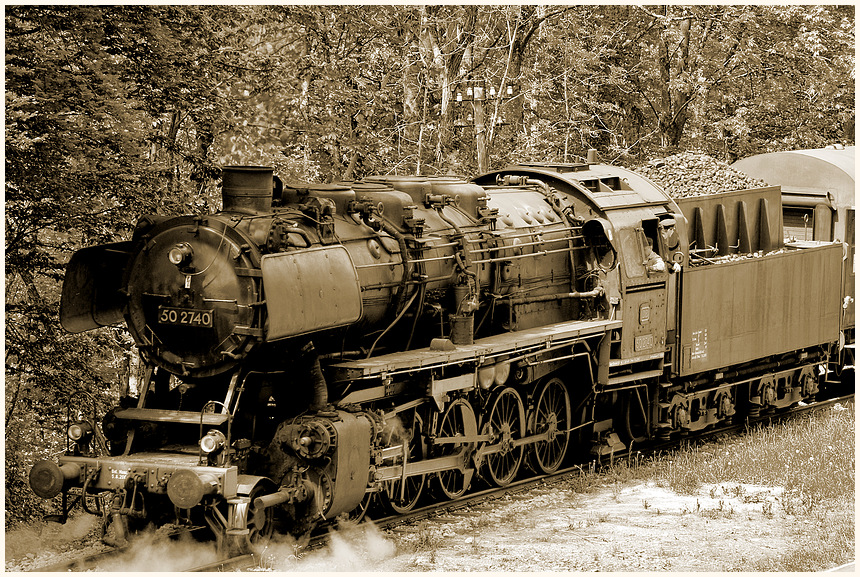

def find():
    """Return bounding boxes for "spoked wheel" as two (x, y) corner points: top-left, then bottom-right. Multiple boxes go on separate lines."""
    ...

(622, 387), (650, 444)
(381, 411), (426, 514)
(481, 386), (525, 487)
(246, 483), (276, 547)
(528, 377), (571, 474)
(216, 482), (276, 558)
(343, 490), (374, 525)
(433, 398), (477, 500)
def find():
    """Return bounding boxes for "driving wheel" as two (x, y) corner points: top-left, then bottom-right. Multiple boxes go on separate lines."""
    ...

(433, 398), (477, 500)
(481, 387), (525, 486)
(381, 411), (426, 513)
(528, 377), (571, 474)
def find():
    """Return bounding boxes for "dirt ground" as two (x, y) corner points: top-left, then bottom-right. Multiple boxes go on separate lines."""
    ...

(269, 479), (847, 572)
(6, 476), (849, 572)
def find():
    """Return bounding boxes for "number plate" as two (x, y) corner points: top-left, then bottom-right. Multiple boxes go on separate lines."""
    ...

(634, 334), (654, 351)
(158, 306), (214, 328)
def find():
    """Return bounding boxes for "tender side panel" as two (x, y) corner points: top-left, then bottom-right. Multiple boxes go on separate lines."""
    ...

(677, 243), (842, 376)
(675, 187), (783, 255)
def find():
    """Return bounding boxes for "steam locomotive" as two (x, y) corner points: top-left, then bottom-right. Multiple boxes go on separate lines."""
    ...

(29, 158), (848, 555)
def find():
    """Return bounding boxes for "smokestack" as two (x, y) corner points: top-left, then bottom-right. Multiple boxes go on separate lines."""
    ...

(222, 166), (275, 214)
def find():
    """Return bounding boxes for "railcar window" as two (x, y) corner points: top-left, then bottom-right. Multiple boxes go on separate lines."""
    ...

(619, 229), (643, 277)
(784, 207), (814, 241)
(579, 179), (599, 192)
(600, 177), (622, 190)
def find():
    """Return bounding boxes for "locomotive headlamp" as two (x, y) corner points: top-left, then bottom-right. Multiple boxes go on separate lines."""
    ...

(168, 242), (194, 266)
(200, 429), (227, 454)
(68, 421), (93, 442)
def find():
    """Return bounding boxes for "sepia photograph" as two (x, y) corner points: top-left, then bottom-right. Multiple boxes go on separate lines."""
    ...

(5, 4), (854, 571)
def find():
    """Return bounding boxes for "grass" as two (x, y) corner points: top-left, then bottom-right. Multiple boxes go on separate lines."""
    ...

(657, 404), (854, 506)
(558, 402), (854, 570)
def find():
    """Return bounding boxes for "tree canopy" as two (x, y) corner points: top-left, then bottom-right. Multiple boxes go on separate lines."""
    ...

(4, 4), (853, 525)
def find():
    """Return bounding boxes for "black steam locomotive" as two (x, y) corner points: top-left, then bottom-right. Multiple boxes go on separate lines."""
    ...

(29, 159), (848, 555)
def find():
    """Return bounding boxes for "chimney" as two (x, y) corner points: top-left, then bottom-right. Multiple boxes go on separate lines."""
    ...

(222, 166), (274, 214)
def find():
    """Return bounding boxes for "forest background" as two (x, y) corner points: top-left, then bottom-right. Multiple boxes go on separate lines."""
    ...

(5, 5), (854, 526)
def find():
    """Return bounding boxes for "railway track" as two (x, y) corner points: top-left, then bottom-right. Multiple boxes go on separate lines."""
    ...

(27, 393), (852, 572)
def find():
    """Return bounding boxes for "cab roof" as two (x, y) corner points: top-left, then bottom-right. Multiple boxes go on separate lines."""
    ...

(474, 162), (676, 212)
(731, 147), (855, 208)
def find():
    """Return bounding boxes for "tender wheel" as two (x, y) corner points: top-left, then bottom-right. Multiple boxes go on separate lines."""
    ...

(528, 377), (571, 474)
(481, 387), (525, 486)
(381, 412), (426, 514)
(433, 398), (477, 500)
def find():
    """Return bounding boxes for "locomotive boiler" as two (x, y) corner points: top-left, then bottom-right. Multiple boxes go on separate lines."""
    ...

(29, 158), (846, 555)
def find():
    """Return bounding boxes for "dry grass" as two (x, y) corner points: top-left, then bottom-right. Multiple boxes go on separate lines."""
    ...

(657, 404), (854, 506)
(558, 402), (854, 571)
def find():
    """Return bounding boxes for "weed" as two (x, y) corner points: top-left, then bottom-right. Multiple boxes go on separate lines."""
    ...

(471, 513), (495, 529)
(414, 523), (440, 561)
(729, 484), (746, 499)
(656, 404), (854, 505)
(497, 510), (521, 525)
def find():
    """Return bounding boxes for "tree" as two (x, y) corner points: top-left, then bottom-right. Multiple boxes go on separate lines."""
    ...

(4, 4), (278, 524)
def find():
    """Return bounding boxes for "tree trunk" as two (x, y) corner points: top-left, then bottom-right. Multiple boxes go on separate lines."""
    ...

(474, 97), (488, 173)
(657, 13), (694, 148)
(437, 6), (476, 166)
(402, 31), (422, 172)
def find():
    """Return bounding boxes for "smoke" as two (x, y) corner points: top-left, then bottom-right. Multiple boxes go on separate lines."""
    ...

(259, 521), (397, 571)
(7, 511), (398, 572)
(97, 528), (219, 571)
(382, 415), (409, 446)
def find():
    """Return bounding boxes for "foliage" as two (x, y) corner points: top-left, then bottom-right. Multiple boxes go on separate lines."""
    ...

(4, 5), (275, 525)
(511, 5), (854, 164)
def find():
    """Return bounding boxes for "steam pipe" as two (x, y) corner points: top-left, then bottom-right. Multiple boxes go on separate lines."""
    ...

(371, 214), (417, 320)
(436, 207), (479, 311)
(506, 286), (605, 306)
(366, 289), (420, 359)
(307, 347), (328, 411)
